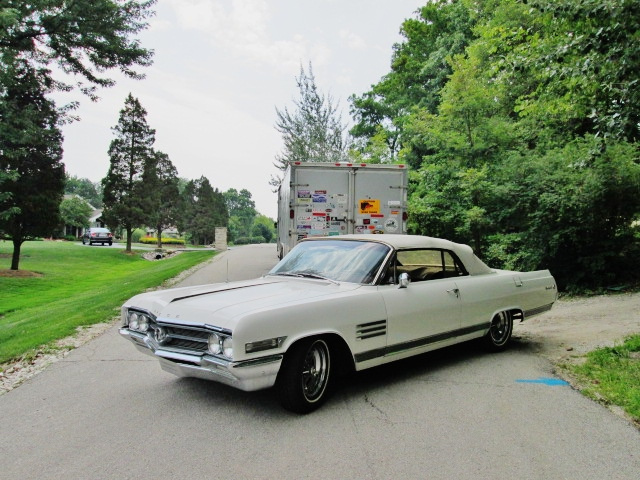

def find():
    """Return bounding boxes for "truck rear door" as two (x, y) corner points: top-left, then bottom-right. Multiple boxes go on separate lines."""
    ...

(353, 167), (407, 235)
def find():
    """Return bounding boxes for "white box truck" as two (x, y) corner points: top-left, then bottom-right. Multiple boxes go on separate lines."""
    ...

(276, 162), (409, 258)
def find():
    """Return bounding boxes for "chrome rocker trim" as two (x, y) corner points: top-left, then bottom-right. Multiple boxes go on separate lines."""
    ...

(120, 328), (283, 392)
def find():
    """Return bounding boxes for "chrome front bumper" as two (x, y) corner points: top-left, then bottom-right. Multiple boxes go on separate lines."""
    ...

(119, 328), (282, 392)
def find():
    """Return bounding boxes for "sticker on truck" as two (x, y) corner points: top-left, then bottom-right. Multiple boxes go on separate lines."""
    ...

(359, 199), (380, 214)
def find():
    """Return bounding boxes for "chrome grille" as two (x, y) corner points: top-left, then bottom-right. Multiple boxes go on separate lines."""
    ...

(154, 323), (209, 353)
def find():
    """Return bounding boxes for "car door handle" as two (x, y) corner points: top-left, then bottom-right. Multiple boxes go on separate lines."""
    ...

(447, 288), (460, 298)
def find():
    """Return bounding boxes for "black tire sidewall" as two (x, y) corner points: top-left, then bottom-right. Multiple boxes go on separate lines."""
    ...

(277, 337), (332, 414)
(484, 312), (513, 352)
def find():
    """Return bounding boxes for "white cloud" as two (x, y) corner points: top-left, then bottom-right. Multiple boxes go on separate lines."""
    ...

(165, 0), (328, 72)
(339, 29), (366, 50)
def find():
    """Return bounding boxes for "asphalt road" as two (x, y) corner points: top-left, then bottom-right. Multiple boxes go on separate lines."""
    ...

(1, 243), (639, 480)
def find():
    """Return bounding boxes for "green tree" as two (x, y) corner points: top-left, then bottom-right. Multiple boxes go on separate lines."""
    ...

(273, 63), (348, 186)
(141, 150), (179, 248)
(65, 174), (102, 207)
(0, 59), (65, 270)
(349, 0), (476, 167)
(60, 196), (92, 233)
(252, 214), (275, 243)
(179, 177), (228, 246)
(400, 0), (640, 290)
(510, 0), (640, 143)
(101, 94), (155, 252)
(0, 170), (19, 221)
(0, 0), (155, 106)
(224, 188), (257, 240)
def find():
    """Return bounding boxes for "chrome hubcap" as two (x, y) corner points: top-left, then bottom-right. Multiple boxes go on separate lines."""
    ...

(302, 341), (329, 401)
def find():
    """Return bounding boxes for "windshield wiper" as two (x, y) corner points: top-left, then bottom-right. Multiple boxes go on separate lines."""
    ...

(270, 271), (339, 285)
(270, 272), (305, 278)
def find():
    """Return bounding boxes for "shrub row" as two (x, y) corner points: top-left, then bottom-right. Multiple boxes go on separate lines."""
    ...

(233, 236), (266, 245)
(139, 237), (185, 245)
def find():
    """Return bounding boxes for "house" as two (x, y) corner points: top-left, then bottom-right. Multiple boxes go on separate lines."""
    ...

(61, 195), (105, 239)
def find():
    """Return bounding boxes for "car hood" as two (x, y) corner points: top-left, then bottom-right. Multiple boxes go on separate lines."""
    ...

(124, 276), (361, 331)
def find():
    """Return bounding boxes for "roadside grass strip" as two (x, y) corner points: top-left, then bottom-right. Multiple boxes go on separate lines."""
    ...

(0, 241), (215, 364)
(567, 334), (640, 423)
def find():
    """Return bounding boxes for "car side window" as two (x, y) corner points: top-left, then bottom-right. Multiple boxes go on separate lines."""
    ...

(385, 249), (467, 284)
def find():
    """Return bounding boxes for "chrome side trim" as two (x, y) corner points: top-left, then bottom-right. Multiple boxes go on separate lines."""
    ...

(354, 323), (488, 364)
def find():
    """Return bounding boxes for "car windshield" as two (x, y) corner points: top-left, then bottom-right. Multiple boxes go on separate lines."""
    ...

(268, 240), (391, 284)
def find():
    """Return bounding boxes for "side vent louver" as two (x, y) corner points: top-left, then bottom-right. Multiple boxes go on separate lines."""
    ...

(356, 320), (387, 340)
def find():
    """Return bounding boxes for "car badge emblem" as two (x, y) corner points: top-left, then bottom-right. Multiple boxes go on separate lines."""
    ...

(155, 326), (168, 344)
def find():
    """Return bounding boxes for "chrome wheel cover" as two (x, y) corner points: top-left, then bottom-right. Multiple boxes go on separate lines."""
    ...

(301, 340), (330, 402)
(489, 312), (510, 345)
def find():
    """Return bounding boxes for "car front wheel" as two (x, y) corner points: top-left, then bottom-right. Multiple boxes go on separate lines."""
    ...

(483, 311), (513, 351)
(277, 337), (331, 414)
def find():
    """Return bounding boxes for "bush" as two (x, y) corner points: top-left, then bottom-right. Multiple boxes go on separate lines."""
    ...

(233, 236), (265, 245)
(131, 228), (146, 243)
(139, 237), (185, 246)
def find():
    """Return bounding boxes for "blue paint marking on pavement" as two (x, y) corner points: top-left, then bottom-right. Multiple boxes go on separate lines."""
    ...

(515, 377), (570, 386)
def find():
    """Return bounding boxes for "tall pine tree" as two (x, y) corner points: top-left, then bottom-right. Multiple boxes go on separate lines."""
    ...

(178, 177), (228, 246)
(102, 94), (155, 252)
(141, 150), (179, 248)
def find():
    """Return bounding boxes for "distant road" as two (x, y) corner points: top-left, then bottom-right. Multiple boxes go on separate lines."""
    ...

(1, 243), (639, 480)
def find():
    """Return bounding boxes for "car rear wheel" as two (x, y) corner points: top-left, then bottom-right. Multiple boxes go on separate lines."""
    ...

(483, 311), (513, 352)
(277, 337), (331, 414)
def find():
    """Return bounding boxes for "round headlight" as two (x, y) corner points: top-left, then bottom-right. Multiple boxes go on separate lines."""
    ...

(138, 314), (149, 332)
(222, 336), (233, 359)
(129, 312), (139, 330)
(208, 333), (222, 355)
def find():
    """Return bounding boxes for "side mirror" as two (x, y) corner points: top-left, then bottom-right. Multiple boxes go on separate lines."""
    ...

(398, 272), (411, 289)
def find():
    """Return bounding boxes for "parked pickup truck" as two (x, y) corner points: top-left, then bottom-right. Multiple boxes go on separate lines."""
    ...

(120, 234), (557, 413)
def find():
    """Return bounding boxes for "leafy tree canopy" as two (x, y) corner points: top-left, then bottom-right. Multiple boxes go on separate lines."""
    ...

(0, 0), (155, 104)
(272, 63), (349, 187)
(0, 58), (65, 269)
(351, 0), (640, 291)
(60, 196), (92, 229)
(65, 174), (102, 207)
(349, 0), (477, 166)
(179, 176), (228, 246)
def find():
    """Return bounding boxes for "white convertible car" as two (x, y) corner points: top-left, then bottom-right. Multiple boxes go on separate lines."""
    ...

(120, 235), (557, 413)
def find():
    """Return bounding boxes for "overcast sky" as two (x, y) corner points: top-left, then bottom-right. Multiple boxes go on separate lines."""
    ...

(58, 0), (424, 219)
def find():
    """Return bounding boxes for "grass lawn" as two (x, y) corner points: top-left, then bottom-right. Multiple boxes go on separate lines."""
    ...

(566, 334), (640, 425)
(0, 240), (215, 365)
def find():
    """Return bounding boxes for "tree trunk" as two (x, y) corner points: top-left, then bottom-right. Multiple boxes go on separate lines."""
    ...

(126, 226), (133, 252)
(11, 237), (22, 270)
(156, 225), (163, 249)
